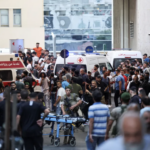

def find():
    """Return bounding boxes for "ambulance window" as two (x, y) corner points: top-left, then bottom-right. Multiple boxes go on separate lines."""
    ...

(107, 62), (113, 70)
(0, 70), (13, 81)
(99, 63), (106, 71)
(55, 64), (87, 75)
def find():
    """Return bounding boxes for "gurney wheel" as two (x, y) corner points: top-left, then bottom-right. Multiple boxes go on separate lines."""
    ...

(54, 138), (60, 147)
(70, 138), (76, 147)
(50, 136), (54, 145)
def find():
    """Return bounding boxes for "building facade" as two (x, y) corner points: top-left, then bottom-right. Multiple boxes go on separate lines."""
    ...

(0, 0), (45, 49)
(44, 0), (112, 52)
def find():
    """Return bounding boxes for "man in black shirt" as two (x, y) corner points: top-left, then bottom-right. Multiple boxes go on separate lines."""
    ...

(0, 98), (5, 127)
(17, 90), (28, 113)
(96, 75), (107, 95)
(17, 92), (50, 150)
(129, 86), (141, 108)
(94, 64), (100, 78)
(22, 71), (37, 92)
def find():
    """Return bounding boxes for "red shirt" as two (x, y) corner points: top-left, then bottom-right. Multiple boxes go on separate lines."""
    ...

(123, 75), (127, 89)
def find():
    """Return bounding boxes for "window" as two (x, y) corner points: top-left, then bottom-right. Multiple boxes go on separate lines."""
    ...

(55, 64), (87, 75)
(0, 9), (9, 27)
(0, 70), (12, 81)
(107, 62), (113, 70)
(99, 63), (106, 71)
(13, 9), (21, 27)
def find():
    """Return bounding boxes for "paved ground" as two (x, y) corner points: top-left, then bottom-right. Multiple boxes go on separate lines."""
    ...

(43, 95), (116, 150)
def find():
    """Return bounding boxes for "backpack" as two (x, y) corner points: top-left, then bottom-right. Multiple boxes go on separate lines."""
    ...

(111, 105), (127, 136)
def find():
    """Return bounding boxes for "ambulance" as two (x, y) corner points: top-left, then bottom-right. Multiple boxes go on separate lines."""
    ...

(0, 53), (40, 88)
(106, 51), (143, 69)
(54, 53), (113, 75)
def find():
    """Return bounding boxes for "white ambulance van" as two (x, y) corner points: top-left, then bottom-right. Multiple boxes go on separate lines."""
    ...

(106, 51), (143, 69)
(0, 53), (40, 88)
(54, 53), (113, 76)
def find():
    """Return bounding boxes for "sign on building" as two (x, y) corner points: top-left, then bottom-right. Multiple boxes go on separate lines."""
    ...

(10, 39), (24, 53)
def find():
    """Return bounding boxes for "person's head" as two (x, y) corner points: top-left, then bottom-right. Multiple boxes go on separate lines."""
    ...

(46, 58), (51, 64)
(50, 65), (54, 71)
(41, 53), (45, 58)
(143, 62), (148, 68)
(144, 76), (149, 83)
(104, 71), (108, 77)
(71, 76), (77, 83)
(26, 52), (31, 57)
(107, 70), (111, 76)
(91, 80), (97, 88)
(11, 82), (16, 90)
(16, 91), (21, 102)
(87, 71), (91, 77)
(121, 92), (130, 104)
(57, 81), (62, 88)
(18, 51), (22, 57)
(22, 70), (28, 77)
(27, 59), (32, 64)
(141, 97), (150, 108)
(138, 89), (146, 99)
(80, 68), (85, 75)
(75, 70), (79, 77)
(71, 68), (76, 76)
(45, 50), (49, 56)
(25, 83), (29, 89)
(40, 72), (46, 78)
(21, 90), (28, 100)
(64, 67), (69, 73)
(119, 111), (145, 150)
(102, 66), (107, 73)
(133, 75), (138, 82)
(134, 69), (139, 75)
(62, 76), (67, 81)
(127, 103), (140, 112)
(92, 90), (102, 102)
(140, 74), (144, 81)
(142, 111), (150, 133)
(94, 65), (99, 71)
(29, 92), (38, 101)
(34, 64), (38, 70)
(32, 51), (37, 57)
(115, 69), (120, 75)
(129, 86), (137, 96)
(65, 86), (72, 96)
(143, 54), (147, 59)
(120, 69), (125, 76)
(50, 73), (54, 78)
(96, 75), (101, 82)
(36, 42), (40, 48)
(16, 75), (21, 81)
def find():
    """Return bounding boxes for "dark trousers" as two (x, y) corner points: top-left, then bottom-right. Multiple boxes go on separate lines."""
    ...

(51, 93), (56, 111)
(23, 135), (43, 150)
(114, 90), (120, 107)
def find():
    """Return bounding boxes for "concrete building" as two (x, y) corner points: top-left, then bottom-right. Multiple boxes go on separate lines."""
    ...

(113, 0), (150, 55)
(0, 0), (45, 49)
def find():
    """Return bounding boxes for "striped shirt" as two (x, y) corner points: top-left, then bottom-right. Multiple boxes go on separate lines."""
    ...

(88, 102), (110, 137)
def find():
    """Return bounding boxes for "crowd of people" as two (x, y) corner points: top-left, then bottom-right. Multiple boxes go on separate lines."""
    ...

(0, 43), (150, 150)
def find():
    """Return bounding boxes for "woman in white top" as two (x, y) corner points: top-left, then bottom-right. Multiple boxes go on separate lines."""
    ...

(26, 59), (32, 72)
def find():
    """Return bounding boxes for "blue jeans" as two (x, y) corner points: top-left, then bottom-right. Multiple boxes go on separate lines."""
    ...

(51, 93), (56, 111)
(56, 107), (61, 115)
(85, 135), (104, 150)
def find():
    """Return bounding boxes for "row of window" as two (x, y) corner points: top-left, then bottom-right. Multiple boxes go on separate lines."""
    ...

(0, 9), (21, 27)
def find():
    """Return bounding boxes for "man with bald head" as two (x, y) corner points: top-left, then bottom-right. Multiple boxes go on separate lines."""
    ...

(97, 111), (150, 150)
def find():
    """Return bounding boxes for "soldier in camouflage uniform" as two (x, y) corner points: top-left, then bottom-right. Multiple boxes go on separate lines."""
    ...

(60, 86), (82, 144)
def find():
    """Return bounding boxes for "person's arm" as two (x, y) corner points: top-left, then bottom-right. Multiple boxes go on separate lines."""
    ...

(61, 104), (66, 115)
(89, 118), (94, 143)
(39, 78), (43, 86)
(16, 115), (21, 129)
(105, 119), (114, 140)
(108, 78), (111, 93)
(70, 99), (82, 110)
(119, 81), (122, 94)
(54, 96), (61, 106)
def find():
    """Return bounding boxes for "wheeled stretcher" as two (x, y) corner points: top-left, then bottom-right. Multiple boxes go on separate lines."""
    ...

(41, 113), (86, 147)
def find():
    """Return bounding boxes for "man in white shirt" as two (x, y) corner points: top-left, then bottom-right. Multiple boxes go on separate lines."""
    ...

(44, 58), (52, 73)
(27, 59), (32, 72)
(39, 53), (45, 67)
(54, 81), (66, 115)
(32, 52), (39, 67)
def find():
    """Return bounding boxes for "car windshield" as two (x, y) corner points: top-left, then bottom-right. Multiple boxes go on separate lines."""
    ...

(55, 64), (87, 75)
(114, 58), (142, 69)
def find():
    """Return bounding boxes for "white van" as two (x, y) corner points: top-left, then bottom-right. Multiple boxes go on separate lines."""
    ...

(0, 53), (40, 88)
(106, 51), (143, 69)
(54, 53), (113, 75)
